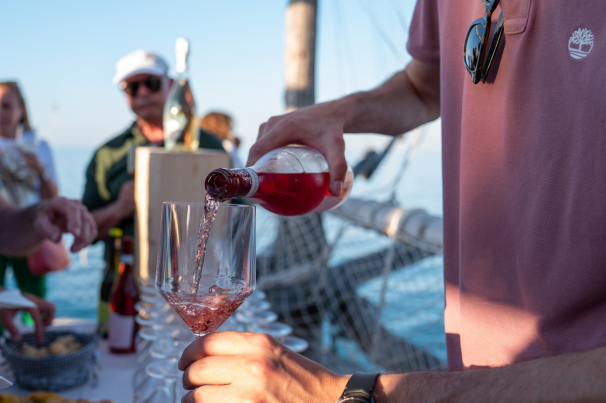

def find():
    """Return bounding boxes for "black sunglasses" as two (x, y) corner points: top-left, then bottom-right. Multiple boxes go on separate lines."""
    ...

(463, 0), (505, 84)
(121, 77), (162, 96)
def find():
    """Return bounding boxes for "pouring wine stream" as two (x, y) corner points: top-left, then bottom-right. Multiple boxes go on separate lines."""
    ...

(190, 193), (222, 294)
(164, 145), (353, 339)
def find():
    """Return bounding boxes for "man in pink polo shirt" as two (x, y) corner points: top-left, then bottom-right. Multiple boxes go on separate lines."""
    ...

(178, 0), (606, 401)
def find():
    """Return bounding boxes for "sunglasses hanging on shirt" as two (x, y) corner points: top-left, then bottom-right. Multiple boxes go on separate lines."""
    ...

(463, 0), (505, 84)
(121, 77), (162, 97)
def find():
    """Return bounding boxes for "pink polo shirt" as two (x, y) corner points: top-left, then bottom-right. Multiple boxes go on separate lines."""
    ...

(408, 0), (606, 369)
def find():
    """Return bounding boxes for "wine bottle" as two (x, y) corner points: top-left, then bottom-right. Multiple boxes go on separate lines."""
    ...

(205, 145), (353, 216)
(97, 228), (122, 338)
(109, 236), (140, 354)
(163, 37), (199, 151)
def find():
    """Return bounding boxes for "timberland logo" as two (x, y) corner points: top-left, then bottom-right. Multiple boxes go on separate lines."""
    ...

(568, 28), (594, 59)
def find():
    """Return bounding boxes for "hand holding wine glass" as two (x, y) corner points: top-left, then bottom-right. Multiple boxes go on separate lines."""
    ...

(178, 331), (348, 403)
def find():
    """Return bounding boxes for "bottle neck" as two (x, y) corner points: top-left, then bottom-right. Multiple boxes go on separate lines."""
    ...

(176, 53), (188, 75)
(113, 239), (121, 268)
(205, 168), (259, 201)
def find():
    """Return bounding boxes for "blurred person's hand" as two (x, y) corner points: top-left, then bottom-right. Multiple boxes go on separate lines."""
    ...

(247, 102), (349, 197)
(117, 180), (136, 218)
(19, 149), (45, 177)
(31, 197), (98, 252)
(179, 331), (347, 403)
(0, 292), (56, 345)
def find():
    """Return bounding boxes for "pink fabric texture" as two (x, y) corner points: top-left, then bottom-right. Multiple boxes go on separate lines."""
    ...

(408, 0), (606, 369)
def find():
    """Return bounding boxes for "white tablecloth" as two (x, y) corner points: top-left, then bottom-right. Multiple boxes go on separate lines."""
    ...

(1, 321), (137, 403)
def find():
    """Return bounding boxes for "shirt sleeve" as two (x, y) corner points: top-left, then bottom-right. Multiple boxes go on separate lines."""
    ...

(407, 0), (441, 66)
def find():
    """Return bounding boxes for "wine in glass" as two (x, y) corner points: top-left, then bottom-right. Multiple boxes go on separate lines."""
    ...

(155, 202), (256, 338)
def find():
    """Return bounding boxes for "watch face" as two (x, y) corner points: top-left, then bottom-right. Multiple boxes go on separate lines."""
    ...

(339, 397), (371, 403)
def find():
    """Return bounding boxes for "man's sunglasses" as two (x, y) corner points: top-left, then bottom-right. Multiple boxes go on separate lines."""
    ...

(121, 77), (162, 97)
(463, 0), (505, 84)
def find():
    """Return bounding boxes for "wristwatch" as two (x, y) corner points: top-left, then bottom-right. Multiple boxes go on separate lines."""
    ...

(335, 372), (380, 403)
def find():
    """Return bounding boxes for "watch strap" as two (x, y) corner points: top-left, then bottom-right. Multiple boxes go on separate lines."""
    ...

(342, 372), (380, 402)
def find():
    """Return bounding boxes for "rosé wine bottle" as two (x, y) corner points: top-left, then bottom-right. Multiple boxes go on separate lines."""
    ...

(205, 145), (353, 216)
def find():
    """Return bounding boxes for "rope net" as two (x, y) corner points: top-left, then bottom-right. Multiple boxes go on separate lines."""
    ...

(256, 202), (446, 374)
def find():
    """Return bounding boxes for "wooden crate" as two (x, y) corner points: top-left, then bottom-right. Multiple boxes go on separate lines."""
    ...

(134, 147), (230, 281)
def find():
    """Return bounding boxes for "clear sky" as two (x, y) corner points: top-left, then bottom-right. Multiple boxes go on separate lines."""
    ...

(1, 0), (440, 154)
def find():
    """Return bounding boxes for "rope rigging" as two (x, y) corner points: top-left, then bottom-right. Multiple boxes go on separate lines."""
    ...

(353, 0), (407, 63)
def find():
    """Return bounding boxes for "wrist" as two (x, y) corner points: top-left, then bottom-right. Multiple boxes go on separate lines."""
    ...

(114, 200), (131, 220)
(373, 373), (408, 403)
(26, 203), (52, 242)
(328, 374), (351, 402)
(38, 170), (51, 182)
(335, 372), (383, 403)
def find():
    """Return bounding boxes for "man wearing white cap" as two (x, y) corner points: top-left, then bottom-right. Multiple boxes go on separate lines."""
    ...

(82, 50), (224, 242)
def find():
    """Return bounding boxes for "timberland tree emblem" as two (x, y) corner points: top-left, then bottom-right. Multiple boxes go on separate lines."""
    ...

(568, 28), (594, 59)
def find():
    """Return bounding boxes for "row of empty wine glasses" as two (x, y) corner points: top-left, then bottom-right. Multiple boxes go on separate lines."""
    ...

(134, 286), (191, 403)
(233, 291), (309, 353)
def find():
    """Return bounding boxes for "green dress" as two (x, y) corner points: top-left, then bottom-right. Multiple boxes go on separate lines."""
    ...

(0, 255), (46, 297)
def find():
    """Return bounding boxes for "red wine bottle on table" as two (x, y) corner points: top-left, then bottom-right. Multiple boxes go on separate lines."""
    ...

(109, 237), (139, 354)
(205, 145), (353, 216)
(97, 228), (122, 338)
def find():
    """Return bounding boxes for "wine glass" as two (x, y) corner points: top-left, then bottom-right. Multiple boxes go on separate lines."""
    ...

(156, 202), (256, 339)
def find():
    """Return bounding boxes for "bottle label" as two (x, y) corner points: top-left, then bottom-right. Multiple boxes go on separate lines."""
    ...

(232, 168), (259, 198)
(109, 312), (135, 349)
(243, 168), (259, 198)
(121, 255), (134, 264)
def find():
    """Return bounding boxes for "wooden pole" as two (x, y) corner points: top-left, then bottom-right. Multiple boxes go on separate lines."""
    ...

(284, 0), (318, 112)
(261, 0), (326, 275)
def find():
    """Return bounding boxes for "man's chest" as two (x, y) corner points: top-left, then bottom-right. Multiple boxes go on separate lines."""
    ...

(440, 0), (605, 70)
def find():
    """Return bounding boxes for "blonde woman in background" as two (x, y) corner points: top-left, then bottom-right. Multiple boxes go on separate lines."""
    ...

(199, 112), (244, 168)
(0, 81), (59, 299)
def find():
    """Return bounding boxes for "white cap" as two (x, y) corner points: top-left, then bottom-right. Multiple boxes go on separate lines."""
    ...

(112, 50), (168, 84)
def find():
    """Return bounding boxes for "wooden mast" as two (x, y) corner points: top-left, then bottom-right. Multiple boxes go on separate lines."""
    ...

(284, 0), (318, 112)
(267, 0), (326, 270)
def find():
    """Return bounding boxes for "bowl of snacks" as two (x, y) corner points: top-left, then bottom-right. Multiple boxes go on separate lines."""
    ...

(0, 390), (113, 402)
(1, 331), (99, 391)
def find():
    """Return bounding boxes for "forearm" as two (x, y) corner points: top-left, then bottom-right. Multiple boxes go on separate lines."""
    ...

(39, 177), (59, 200)
(91, 202), (127, 240)
(0, 204), (45, 255)
(376, 345), (606, 403)
(335, 60), (440, 136)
